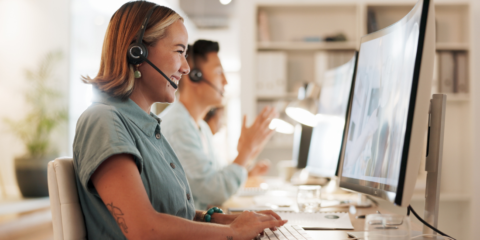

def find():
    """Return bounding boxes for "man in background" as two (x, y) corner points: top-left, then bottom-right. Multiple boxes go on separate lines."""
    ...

(160, 40), (275, 210)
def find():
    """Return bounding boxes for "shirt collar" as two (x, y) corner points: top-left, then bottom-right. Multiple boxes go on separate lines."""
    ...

(170, 101), (200, 130)
(92, 88), (160, 136)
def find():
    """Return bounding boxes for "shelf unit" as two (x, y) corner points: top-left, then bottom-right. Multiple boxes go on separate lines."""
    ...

(257, 41), (358, 51)
(253, 2), (361, 152)
(365, 3), (471, 98)
(239, 1), (472, 239)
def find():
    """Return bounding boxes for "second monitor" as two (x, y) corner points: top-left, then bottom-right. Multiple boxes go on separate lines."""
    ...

(306, 53), (358, 179)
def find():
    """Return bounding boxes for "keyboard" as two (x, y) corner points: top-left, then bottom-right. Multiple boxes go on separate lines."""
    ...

(257, 225), (313, 240)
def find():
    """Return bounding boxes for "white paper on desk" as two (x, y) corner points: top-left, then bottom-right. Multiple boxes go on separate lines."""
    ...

(277, 212), (354, 230)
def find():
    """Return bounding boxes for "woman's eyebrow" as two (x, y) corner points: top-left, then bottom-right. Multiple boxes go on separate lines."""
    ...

(175, 44), (186, 50)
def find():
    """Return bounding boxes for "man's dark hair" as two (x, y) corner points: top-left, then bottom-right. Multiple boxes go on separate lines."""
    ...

(179, 39), (219, 91)
(190, 39), (220, 63)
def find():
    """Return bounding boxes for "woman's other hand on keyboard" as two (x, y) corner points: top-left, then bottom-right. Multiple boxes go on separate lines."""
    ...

(212, 210), (282, 225)
(229, 211), (287, 240)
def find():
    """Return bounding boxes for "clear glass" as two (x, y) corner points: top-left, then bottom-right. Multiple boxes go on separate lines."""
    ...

(297, 185), (321, 212)
(365, 214), (411, 240)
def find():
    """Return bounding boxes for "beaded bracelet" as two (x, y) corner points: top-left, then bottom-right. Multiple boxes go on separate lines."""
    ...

(204, 207), (224, 222)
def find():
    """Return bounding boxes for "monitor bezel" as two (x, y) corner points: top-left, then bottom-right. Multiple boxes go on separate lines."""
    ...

(339, 0), (432, 206)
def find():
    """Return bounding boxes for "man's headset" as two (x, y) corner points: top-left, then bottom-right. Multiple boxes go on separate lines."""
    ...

(188, 45), (224, 97)
(127, 5), (178, 89)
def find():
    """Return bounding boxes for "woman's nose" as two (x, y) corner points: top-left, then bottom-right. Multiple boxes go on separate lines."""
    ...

(180, 57), (190, 75)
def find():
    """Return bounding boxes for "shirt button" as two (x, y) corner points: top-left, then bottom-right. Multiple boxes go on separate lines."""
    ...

(155, 133), (161, 139)
(187, 193), (191, 200)
(170, 163), (175, 169)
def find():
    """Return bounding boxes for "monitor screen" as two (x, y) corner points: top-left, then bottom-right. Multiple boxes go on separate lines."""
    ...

(306, 54), (357, 178)
(340, 0), (433, 206)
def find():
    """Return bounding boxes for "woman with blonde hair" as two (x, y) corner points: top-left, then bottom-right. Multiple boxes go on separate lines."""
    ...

(73, 1), (286, 239)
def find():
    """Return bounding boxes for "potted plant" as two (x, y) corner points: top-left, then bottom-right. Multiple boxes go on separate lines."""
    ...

(4, 50), (68, 197)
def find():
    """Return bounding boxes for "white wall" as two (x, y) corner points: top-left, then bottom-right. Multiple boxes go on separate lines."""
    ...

(469, 0), (480, 239)
(0, 0), (70, 198)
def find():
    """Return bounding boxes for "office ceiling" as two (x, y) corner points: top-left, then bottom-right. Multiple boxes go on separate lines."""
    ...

(179, 0), (235, 28)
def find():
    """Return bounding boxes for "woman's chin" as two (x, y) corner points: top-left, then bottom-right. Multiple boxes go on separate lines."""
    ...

(165, 94), (176, 103)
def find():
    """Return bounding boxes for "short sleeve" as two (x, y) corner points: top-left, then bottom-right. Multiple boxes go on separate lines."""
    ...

(73, 104), (143, 195)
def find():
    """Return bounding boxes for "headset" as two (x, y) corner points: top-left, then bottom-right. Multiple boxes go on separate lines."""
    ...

(127, 5), (178, 89)
(188, 45), (224, 97)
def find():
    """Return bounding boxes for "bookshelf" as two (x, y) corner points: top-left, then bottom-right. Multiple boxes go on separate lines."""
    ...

(239, 1), (472, 239)
(257, 41), (358, 51)
(436, 42), (469, 51)
(252, 3), (361, 152)
(366, 3), (471, 100)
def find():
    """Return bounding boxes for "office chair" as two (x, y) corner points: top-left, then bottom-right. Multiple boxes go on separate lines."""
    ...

(47, 157), (87, 240)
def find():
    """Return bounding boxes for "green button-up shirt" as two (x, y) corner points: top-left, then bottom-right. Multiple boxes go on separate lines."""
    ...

(73, 89), (195, 239)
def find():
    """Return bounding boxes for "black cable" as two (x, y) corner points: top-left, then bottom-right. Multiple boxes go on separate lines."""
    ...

(407, 205), (456, 240)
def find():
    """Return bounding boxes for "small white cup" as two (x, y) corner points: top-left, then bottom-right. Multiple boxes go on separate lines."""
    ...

(297, 185), (321, 212)
(277, 160), (297, 182)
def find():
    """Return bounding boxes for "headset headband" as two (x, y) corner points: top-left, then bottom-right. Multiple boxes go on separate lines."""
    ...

(136, 5), (158, 45)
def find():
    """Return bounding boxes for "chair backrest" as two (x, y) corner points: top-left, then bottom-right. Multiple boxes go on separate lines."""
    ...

(48, 157), (87, 240)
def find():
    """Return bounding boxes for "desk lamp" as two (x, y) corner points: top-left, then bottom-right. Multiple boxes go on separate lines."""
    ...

(285, 83), (320, 127)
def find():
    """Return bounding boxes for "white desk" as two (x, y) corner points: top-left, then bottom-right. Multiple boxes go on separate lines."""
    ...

(223, 177), (449, 240)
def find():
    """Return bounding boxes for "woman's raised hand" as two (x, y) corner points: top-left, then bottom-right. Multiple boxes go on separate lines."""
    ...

(229, 210), (287, 240)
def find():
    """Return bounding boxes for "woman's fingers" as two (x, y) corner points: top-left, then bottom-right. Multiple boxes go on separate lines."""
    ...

(255, 219), (288, 233)
(254, 212), (276, 222)
(229, 210), (288, 240)
(257, 210), (282, 220)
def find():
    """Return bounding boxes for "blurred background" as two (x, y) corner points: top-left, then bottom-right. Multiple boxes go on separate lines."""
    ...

(0, 0), (479, 239)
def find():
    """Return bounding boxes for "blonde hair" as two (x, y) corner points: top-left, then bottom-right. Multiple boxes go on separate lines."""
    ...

(82, 1), (183, 99)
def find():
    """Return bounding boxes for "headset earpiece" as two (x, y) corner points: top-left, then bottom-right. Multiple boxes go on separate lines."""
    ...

(126, 5), (156, 66)
(127, 43), (148, 65)
(186, 43), (223, 96)
(189, 68), (203, 82)
(188, 46), (204, 83)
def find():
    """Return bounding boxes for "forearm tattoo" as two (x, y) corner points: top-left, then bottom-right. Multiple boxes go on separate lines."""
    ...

(226, 237), (233, 240)
(106, 202), (128, 233)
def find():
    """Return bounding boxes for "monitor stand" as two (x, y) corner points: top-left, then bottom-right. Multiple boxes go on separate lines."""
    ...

(422, 94), (446, 238)
(323, 177), (349, 195)
(355, 193), (373, 208)
(320, 177), (372, 207)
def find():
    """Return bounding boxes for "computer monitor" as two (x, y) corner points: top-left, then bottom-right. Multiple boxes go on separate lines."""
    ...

(339, 0), (435, 207)
(292, 124), (314, 169)
(306, 53), (358, 178)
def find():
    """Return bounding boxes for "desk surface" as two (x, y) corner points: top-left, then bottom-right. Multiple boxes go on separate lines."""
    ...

(225, 177), (448, 240)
